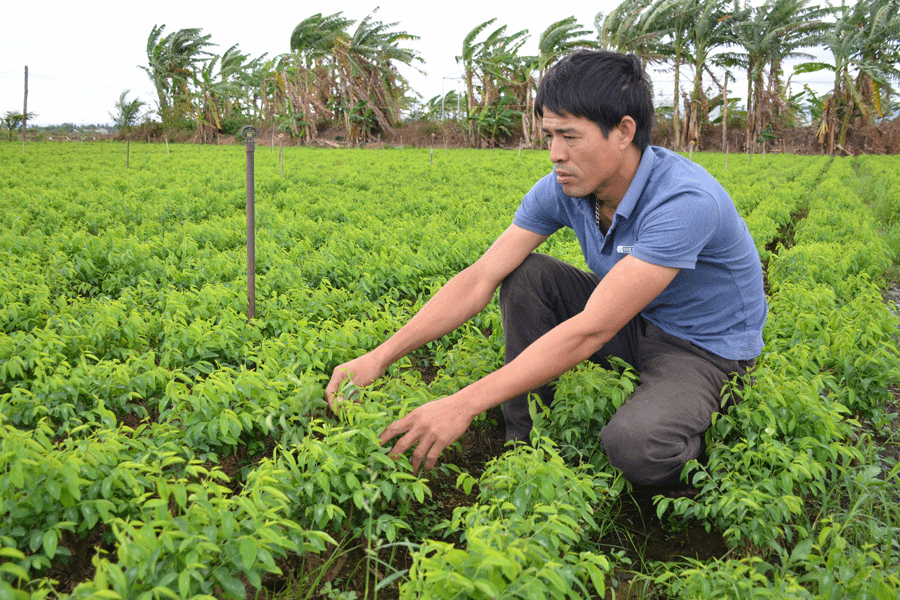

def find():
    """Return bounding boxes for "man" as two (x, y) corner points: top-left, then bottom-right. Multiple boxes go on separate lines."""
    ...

(326, 50), (766, 490)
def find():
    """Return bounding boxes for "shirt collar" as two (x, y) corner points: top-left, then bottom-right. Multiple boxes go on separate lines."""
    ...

(613, 147), (655, 220)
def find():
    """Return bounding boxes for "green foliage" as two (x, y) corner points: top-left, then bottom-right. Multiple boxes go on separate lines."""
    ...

(533, 359), (637, 472)
(261, 409), (432, 543)
(1, 144), (899, 599)
(69, 463), (335, 600)
(660, 369), (860, 551)
(404, 440), (614, 599)
(109, 91), (146, 130)
(656, 556), (813, 599)
(646, 154), (900, 600)
(2, 111), (39, 142)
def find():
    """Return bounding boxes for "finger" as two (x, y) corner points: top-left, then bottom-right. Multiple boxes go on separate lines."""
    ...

(423, 446), (441, 472)
(326, 366), (348, 388)
(325, 368), (353, 409)
(325, 378), (342, 408)
(410, 441), (431, 474)
(385, 429), (426, 471)
(378, 415), (410, 446)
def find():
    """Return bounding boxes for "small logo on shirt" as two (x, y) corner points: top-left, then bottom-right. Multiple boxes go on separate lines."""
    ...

(617, 245), (634, 254)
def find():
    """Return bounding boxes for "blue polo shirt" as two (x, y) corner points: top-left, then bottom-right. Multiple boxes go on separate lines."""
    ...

(513, 146), (766, 361)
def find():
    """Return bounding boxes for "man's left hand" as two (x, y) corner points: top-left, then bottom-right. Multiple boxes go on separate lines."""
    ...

(378, 395), (475, 473)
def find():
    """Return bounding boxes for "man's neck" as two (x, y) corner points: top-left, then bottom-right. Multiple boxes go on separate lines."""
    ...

(595, 145), (643, 211)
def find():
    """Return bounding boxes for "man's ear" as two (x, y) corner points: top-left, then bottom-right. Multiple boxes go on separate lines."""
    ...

(617, 116), (636, 149)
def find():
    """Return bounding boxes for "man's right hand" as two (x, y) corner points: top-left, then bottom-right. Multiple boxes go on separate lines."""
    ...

(325, 353), (388, 410)
(323, 227), (546, 412)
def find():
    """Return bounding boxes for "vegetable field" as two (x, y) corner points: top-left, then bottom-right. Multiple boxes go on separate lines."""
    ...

(2, 142), (899, 599)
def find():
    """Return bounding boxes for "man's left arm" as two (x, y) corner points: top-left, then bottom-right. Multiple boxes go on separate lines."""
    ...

(379, 255), (679, 472)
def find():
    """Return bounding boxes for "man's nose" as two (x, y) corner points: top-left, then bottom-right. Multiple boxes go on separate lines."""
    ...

(549, 138), (565, 163)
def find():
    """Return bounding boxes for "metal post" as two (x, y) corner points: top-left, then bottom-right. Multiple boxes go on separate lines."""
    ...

(22, 66), (28, 153)
(242, 126), (258, 321)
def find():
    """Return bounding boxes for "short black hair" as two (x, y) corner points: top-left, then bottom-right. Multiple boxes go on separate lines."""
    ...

(535, 50), (654, 151)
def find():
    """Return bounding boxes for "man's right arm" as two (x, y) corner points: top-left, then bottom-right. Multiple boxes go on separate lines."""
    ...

(325, 224), (548, 407)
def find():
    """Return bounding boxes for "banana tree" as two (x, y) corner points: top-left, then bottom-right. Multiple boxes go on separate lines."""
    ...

(598, 0), (694, 149)
(3, 111), (38, 142)
(286, 11), (420, 145)
(473, 94), (519, 147)
(729, 0), (831, 153)
(332, 9), (422, 143)
(457, 19), (528, 147)
(141, 25), (215, 127)
(597, 0), (676, 65)
(682, 0), (737, 150)
(109, 91), (146, 132)
(458, 19), (497, 146)
(798, 0), (900, 153)
(193, 45), (267, 141)
(285, 12), (352, 142)
(525, 17), (599, 145)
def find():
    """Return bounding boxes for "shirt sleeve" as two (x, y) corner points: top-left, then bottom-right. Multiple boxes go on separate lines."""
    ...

(512, 172), (568, 236)
(630, 190), (721, 270)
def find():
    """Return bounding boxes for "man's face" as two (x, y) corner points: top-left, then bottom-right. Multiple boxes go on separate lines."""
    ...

(541, 110), (630, 201)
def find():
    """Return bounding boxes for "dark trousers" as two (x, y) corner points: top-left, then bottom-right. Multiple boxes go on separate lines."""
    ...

(499, 253), (753, 487)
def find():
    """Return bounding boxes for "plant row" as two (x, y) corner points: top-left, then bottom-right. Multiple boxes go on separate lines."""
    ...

(1, 145), (898, 599)
(650, 156), (900, 598)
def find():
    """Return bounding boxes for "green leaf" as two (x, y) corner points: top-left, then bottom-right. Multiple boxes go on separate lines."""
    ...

(0, 547), (25, 560)
(655, 497), (671, 521)
(473, 579), (499, 597)
(106, 563), (128, 594)
(149, 585), (179, 599)
(178, 569), (191, 598)
(174, 484), (187, 510)
(239, 537), (257, 569)
(46, 479), (61, 501)
(257, 547), (279, 573)
(42, 530), (57, 559)
(0, 562), (29, 581)
(81, 504), (99, 529)
(213, 566), (246, 599)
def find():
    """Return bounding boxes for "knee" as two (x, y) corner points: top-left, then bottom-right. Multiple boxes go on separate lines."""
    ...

(600, 416), (653, 485)
(600, 413), (691, 487)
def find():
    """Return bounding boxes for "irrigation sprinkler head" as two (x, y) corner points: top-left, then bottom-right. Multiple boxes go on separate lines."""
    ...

(241, 126), (258, 142)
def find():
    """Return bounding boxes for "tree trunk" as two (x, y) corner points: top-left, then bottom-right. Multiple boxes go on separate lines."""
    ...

(688, 68), (703, 150)
(465, 68), (476, 146)
(722, 73), (728, 153)
(520, 80), (532, 146)
(745, 68), (753, 153)
(673, 59), (682, 151)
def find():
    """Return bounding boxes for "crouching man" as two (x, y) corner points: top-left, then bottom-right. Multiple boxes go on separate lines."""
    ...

(326, 49), (766, 490)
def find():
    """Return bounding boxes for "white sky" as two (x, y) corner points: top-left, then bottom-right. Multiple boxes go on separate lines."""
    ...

(2, 1), (833, 126)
